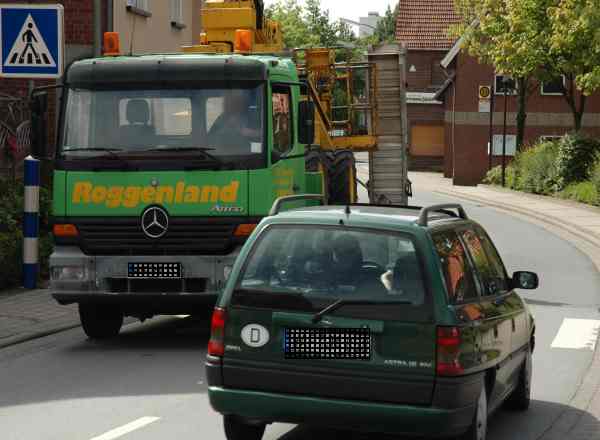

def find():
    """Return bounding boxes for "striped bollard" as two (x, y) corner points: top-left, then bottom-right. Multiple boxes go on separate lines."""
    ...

(23, 156), (40, 289)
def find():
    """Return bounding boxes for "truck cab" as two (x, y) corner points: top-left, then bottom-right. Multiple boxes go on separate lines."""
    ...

(47, 53), (318, 338)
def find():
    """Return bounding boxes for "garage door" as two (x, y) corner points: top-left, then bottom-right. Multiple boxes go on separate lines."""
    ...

(411, 125), (445, 157)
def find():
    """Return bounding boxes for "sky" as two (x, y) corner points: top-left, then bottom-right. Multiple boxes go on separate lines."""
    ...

(263, 0), (398, 23)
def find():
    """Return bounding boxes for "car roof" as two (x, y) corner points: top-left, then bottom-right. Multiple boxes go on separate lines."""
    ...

(264, 204), (467, 232)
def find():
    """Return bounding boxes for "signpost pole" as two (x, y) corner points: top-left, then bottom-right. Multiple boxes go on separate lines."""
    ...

(488, 84), (494, 171)
(501, 80), (508, 187)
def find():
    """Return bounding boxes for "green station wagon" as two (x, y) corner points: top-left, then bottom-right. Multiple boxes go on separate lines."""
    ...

(205, 198), (539, 440)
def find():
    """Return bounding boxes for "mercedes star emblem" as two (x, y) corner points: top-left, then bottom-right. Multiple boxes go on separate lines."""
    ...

(141, 206), (169, 239)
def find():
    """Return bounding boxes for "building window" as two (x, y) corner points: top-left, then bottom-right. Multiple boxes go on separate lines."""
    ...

(541, 76), (566, 96)
(170, 0), (186, 29)
(494, 74), (518, 95)
(127, 0), (152, 18)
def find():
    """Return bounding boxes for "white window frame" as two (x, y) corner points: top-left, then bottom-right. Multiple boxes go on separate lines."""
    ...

(494, 74), (518, 96)
(541, 75), (566, 96)
(127, 0), (152, 18)
(170, 0), (186, 29)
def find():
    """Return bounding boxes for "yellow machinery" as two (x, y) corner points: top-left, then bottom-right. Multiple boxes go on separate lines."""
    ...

(182, 0), (382, 202)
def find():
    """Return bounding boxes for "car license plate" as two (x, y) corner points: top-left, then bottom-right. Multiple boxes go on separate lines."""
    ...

(284, 327), (371, 360)
(127, 262), (182, 279)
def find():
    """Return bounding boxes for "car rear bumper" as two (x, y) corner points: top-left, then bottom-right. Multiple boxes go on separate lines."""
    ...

(207, 386), (476, 437)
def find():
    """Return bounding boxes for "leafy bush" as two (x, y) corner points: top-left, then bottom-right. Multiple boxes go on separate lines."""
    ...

(0, 178), (52, 289)
(592, 159), (600, 197)
(483, 165), (516, 188)
(559, 181), (599, 205)
(515, 141), (560, 194)
(555, 133), (600, 190)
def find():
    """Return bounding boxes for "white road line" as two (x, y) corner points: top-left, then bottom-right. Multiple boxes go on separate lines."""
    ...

(90, 417), (160, 440)
(551, 318), (600, 350)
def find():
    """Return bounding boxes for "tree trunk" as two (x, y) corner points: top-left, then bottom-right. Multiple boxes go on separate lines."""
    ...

(516, 77), (528, 151)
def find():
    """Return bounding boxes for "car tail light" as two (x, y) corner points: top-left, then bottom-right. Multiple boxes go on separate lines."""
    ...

(436, 326), (464, 376)
(208, 308), (226, 357)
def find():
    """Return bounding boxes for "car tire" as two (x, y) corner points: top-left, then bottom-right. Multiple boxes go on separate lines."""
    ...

(459, 384), (488, 440)
(79, 303), (123, 339)
(505, 348), (532, 411)
(223, 415), (265, 440)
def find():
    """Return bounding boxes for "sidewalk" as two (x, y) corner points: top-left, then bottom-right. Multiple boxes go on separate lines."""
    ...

(409, 171), (600, 439)
(0, 287), (79, 348)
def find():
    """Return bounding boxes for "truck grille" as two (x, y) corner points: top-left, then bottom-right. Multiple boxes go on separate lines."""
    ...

(75, 217), (245, 256)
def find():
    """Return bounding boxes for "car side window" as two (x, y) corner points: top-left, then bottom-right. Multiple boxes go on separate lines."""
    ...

(474, 226), (509, 293)
(460, 228), (507, 297)
(433, 231), (479, 304)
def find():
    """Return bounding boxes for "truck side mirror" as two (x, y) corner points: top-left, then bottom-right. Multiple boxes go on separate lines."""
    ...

(30, 92), (49, 159)
(298, 101), (315, 145)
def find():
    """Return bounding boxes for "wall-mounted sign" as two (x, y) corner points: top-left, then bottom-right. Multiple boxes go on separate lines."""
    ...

(492, 134), (517, 156)
(478, 85), (492, 113)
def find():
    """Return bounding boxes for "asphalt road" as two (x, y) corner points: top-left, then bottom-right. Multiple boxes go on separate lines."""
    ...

(1, 171), (600, 440)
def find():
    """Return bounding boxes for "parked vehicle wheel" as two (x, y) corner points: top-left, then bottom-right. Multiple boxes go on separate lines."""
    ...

(505, 348), (532, 411)
(79, 303), (123, 339)
(327, 150), (357, 205)
(459, 385), (487, 440)
(223, 415), (265, 440)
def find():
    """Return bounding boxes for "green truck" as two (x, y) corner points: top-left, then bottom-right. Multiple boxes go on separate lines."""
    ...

(31, 54), (327, 338)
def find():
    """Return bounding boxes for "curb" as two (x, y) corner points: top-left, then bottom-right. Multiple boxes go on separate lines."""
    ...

(0, 322), (81, 350)
(430, 185), (600, 435)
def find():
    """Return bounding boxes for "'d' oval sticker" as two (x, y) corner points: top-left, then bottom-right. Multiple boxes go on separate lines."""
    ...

(241, 324), (270, 348)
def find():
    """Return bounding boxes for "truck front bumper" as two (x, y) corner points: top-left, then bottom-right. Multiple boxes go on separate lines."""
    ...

(50, 246), (240, 311)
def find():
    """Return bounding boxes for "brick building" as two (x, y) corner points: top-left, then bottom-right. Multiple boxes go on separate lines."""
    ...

(395, 0), (600, 185)
(0, 0), (201, 176)
(395, 0), (460, 172)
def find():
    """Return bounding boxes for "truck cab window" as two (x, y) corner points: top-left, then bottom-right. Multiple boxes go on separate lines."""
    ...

(272, 86), (292, 155)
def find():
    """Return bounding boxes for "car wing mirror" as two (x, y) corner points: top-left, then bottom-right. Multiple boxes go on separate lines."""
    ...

(512, 271), (539, 290)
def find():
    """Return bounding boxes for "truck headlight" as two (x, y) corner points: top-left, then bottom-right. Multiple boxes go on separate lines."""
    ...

(51, 266), (89, 281)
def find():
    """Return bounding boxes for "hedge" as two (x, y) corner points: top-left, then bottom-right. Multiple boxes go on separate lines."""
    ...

(0, 178), (52, 289)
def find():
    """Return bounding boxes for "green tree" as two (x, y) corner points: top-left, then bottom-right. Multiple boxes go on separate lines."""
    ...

(265, 0), (319, 48)
(547, 0), (600, 130)
(374, 3), (399, 43)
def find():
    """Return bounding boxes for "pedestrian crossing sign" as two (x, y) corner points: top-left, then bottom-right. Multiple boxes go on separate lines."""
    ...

(0, 4), (64, 78)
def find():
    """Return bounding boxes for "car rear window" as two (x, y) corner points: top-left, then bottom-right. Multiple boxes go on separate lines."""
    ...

(232, 225), (432, 322)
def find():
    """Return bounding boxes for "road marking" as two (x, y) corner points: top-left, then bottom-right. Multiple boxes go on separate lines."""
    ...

(551, 318), (600, 350)
(90, 417), (160, 440)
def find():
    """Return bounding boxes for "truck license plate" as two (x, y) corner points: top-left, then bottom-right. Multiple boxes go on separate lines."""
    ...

(127, 262), (182, 279)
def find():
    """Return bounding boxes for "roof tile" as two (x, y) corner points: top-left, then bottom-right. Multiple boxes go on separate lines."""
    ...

(396, 0), (461, 50)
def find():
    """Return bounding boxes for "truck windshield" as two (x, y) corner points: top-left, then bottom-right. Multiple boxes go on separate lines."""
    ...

(233, 225), (431, 322)
(60, 85), (265, 166)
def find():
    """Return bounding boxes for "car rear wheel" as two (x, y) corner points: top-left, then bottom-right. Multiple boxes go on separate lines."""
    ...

(223, 415), (265, 440)
(79, 303), (123, 339)
(459, 385), (487, 440)
(505, 348), (532, 411)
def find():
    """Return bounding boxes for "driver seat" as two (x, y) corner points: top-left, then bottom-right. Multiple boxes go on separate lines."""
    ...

(119, 99), (155, 147)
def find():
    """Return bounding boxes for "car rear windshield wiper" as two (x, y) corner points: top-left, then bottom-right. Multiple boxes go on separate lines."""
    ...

(142, 147), (227, 170)
(312, 299), (412, 324)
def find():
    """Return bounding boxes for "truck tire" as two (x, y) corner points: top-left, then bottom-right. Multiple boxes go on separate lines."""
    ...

(224, 415), (265, 440)
(327, 150), (357, 205)
(79, 303), (123, 339)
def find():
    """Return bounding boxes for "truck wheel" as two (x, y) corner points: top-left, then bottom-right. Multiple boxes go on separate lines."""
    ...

(504, 348), (532, 411)
(79, 303), (123, 339)
(223, 415), (265, 440)
(328, 150), (357, 205)
(459, 385), (487, 440)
